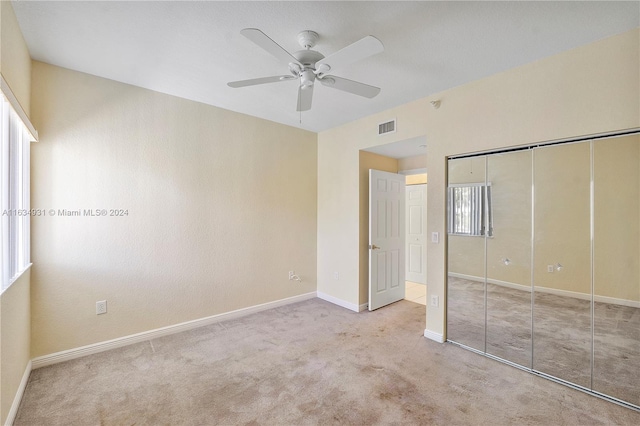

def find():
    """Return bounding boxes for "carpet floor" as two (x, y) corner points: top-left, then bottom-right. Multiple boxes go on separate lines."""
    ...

(447, 276), (640, 407)
(15, 298), (640, 425)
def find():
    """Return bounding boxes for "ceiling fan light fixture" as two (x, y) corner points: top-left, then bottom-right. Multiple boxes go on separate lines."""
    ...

(288, 62), (302, 75)
(301, 69), (315, 87)
(315, 63), (331, 76)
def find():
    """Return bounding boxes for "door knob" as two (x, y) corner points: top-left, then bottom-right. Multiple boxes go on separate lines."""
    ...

(369, 244), (380, 250)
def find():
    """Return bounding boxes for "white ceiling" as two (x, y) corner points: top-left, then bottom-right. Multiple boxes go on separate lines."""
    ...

(11, 1), (639, 133)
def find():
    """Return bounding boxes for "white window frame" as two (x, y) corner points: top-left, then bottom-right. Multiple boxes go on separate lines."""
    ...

(1, 87), (35, 293)
(447, 182), (493, 237)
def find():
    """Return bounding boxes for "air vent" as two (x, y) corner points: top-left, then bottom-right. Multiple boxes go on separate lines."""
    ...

(378, 119), (396, 135)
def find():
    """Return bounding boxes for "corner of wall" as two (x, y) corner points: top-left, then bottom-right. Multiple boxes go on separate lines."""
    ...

(0, 0), (32, 116)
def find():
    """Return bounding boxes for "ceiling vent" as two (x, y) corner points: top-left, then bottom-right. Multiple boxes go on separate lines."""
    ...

(378, 119), (396, 135)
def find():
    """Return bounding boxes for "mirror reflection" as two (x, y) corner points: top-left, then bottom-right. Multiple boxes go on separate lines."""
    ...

(593, 135), (640, 405)
(447, 156), (487, 352)
(486, 150), (532, 367)
(447, 135), (640, 409)
(533, 142), (592, 388)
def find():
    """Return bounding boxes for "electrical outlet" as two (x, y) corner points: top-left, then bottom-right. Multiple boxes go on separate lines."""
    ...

(289, 271), (295, 280)
(547, 265), (554, 273)
(430, 295), (439, 307)
(431, 232), (439, 243)
(334, 272), (339, 280)
(96, 300), (107, 315)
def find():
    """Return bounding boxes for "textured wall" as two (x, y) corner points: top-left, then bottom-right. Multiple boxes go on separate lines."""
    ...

(593, 134), (640, 302)
(0, 270), (30, 423)
(317, 28), (640, 338)
(30, 62), (317, 357)
(0, 2), (32, 424)
(318, 98), (427, 307)
(0, 1), (31, 114)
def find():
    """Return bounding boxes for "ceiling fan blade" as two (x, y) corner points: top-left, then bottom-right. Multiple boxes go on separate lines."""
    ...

(316, 36), (383, 74)
(320, 76), (381, 98)
(227, 75), (295, 88)
(296, 85), (314, 111)
(240, 28), (301, 66)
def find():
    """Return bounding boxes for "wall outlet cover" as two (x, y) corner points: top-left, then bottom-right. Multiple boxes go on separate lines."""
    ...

(96, 300), (107, 315)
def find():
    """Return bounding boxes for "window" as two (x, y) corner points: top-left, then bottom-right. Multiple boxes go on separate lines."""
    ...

(1, 94), (32, 292)
(447, 183), (493, 237)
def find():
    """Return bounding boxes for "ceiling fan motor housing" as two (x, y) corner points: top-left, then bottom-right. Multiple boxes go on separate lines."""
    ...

(293, 49), (324, 67)
(292, 49), (325, 86)
(297, 30), (319, 49)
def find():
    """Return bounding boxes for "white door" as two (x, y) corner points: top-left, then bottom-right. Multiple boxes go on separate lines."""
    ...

(406, 184), (427, 284)
(369, 169), (405, 311)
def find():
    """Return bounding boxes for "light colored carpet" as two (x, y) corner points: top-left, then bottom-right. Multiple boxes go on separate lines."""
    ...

(447, 276), (640, 407)
(15, 298), (640, 425)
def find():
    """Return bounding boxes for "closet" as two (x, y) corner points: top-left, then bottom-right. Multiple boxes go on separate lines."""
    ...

(446, 133), (640, 409)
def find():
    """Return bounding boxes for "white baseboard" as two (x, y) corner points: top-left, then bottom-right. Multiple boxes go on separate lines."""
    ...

(592, 293), (640, 308)
(423, 329), (444, 343)
(449, 273), (640, 308)
(449, 272), (531, 292)
(5, 360), (31, 426)
(31, 292), (317, 369)
(317, 291), (362, 312)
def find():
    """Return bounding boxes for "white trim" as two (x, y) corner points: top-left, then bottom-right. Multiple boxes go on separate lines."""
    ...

(535, 286), (640, 308)
(5, 360), (32, 426)
(32, 292), (316, 369)
(1, 263), (32, 297)
(448, 272), (640, 308)
(317, 291), (362, 312)
(448, 272), (531, 292)
(0, 75), (37, 142)
(423, 329), (444, 343)
(592, 294), (640, 309)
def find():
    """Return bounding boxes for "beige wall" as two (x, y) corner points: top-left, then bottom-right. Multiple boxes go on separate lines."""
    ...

(594, 134), (640, 301)
(29, 62), (318, 357)
(405, 174), (427, 185)
(358, 151), (398, 306)
(317, 29), (640, 338)
(448, 137), (640, 303)
(533, 143), (591, 294)
(0, 270), (30, 423)
(0, 2), (32, 424)
(0, 1), (31, 115)
(398, 154), (427, 172)
(318, 98), (427, 306)
(447, 157), (488, 280)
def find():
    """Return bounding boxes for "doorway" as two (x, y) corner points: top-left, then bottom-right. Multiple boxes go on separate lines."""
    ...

(404, 179), (427, 305)
(360, 136), (428, 310)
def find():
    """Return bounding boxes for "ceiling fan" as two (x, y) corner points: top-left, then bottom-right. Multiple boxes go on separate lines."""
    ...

(227, 28), (384, 112)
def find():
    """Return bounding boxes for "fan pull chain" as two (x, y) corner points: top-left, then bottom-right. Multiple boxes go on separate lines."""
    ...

(298, 85), (302, 124)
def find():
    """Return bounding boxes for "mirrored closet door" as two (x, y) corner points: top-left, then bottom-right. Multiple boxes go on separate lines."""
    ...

(447, 156), (487, 352)
(533, 142), (591, 388)
(446, 133), (640, 409)
(485, 150), (532, 367)
(592, 135), (640, 406)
